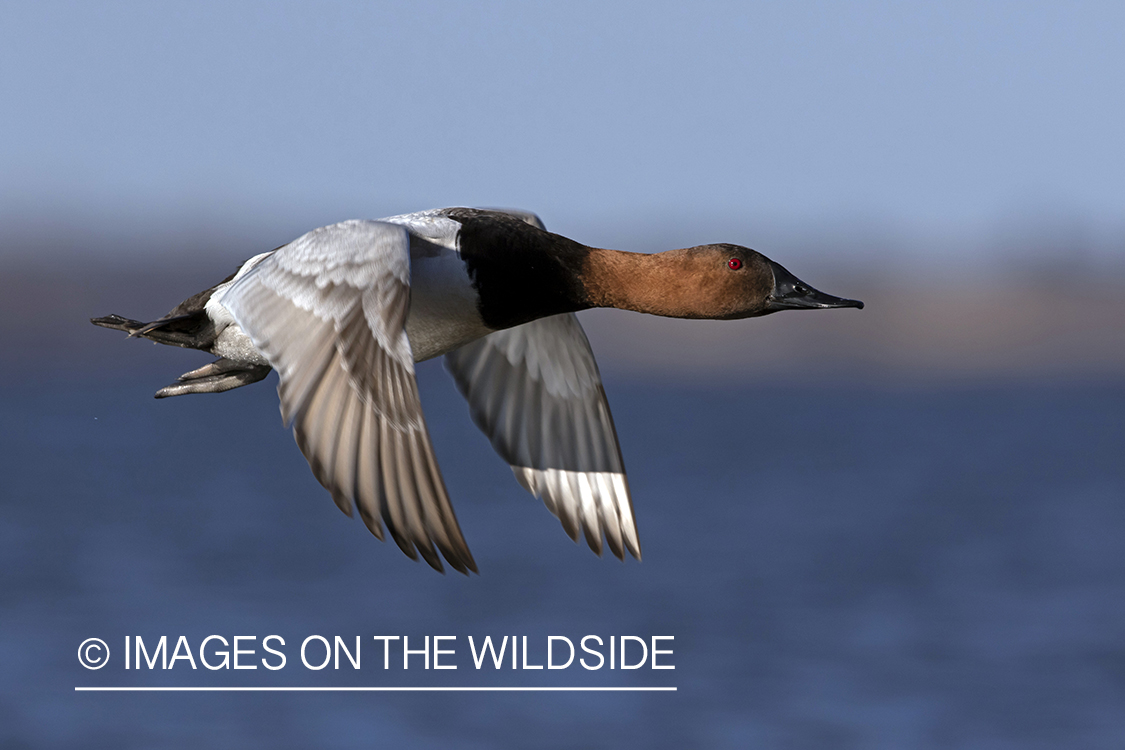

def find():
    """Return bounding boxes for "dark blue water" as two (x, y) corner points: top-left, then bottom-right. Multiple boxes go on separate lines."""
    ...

(4, 362), (1124, 748)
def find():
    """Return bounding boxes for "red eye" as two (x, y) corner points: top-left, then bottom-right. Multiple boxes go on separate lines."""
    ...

(727, 258), (742, 270)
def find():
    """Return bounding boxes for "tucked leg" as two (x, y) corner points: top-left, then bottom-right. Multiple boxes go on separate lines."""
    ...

(154, 359), (271, 398)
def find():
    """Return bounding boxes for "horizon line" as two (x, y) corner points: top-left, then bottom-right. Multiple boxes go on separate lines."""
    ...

(75, 686), (677, 692)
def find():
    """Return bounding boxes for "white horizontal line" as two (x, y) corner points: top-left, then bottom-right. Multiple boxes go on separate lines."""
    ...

(75, 686), (676, 692)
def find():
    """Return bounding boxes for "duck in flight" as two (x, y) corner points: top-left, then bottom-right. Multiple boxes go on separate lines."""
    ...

(92, 208), (863, 574)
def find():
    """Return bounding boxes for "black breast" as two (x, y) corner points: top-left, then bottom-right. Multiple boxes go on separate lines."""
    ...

(447, 209), (592, 331)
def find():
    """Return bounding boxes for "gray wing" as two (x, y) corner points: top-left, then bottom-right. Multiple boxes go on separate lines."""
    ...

(444, 313), (640, 560)
(220, 220), (475, 574)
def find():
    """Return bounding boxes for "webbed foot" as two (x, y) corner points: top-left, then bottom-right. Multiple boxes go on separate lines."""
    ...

(154, 358), (271, 398)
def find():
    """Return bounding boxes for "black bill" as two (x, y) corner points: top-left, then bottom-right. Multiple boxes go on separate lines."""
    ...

(766, 259), (864, 312)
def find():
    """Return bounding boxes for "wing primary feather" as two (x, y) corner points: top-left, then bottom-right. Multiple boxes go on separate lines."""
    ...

(395, 426), (443, 572)
(576, 472), (603, 556)
(383, 353), (442, 572)
(611, 473), (641, 560)
(418, 429), (477, 574)
(594, 475), (625, 560)
(512, 466), (534, 495)
(550, 470), (581, 542)
(569, 405), (618, 558)
(353, 404), (385, 542)
(379, 415), (418, 561)
(406, 429), (464, 574)
(591, 382), (640, 560)
(294, 350), (352, 515)
(315, 359), (352, 477)
(325, 371), (362, 517)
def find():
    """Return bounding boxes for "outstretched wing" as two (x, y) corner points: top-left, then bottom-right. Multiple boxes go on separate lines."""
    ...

(444, 313), (640, 560)
(220, 220), (476, 574)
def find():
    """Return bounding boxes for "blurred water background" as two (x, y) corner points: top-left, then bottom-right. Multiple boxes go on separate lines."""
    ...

(3, 2), (1125, 748)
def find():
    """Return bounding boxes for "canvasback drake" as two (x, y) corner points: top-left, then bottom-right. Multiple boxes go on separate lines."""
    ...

(92, 208), (863, 574)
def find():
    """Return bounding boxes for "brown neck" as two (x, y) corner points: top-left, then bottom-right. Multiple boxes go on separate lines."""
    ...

(582, 247), (736, 319)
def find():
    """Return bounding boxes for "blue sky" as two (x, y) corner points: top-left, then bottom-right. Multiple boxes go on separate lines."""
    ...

(2, 1), (1123, 259)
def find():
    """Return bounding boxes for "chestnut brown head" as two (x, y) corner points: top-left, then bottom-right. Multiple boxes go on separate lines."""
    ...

(645, 243), (864, 320)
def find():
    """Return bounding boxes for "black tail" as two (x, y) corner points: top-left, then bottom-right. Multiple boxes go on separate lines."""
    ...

(91, 312), (217, 351)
